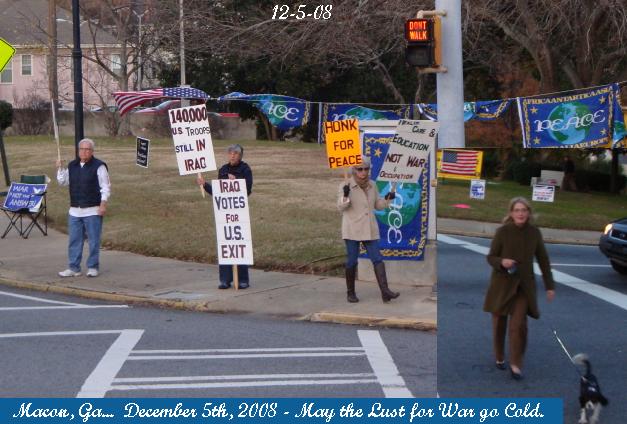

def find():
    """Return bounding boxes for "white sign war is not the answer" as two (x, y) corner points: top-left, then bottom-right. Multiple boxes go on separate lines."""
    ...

(377, 120), (439, 182)
(169, 104), (217, 174)
(211, 179), (254, 265)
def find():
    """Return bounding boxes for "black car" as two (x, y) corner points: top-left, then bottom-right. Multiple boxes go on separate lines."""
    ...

(599, 218), (627, 274)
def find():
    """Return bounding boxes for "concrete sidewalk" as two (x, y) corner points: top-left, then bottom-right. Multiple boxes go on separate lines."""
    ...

(0, 215), (599, 332)
(0, 214), (435, 331)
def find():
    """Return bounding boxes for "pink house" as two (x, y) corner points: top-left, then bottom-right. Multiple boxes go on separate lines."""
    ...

(0, 0), (126, 111)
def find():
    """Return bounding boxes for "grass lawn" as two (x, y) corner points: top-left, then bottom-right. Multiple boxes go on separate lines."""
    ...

(436, 178), (627, 232)
(2, 136), (624, 274)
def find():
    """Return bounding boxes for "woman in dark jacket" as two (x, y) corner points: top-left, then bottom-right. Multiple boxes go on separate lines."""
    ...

(483, 197), (555, 380)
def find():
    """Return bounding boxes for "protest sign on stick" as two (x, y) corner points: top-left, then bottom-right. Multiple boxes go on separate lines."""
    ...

(168, 104), (217, 198)
(377, 120), (439, 185)
(211, 178), (253, 290)
(324, 118), (362, 182)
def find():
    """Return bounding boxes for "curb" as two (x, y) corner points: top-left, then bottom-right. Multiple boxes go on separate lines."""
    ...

(0, 277), (207, 312)
(437, 229), (597, 246)
(0, 277), (436, 331)
(308, 312), (437, 332)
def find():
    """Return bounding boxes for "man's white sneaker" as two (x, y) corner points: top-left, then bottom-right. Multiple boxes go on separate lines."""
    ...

(86, 268), (99, 277)
(59, 269), (81, 277)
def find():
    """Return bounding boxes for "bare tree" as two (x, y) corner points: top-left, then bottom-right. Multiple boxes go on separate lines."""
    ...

(464, 0), (627, 91)
(157, 0), (431, 104)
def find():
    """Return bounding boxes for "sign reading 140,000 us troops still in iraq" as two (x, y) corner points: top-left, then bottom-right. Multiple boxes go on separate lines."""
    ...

(377, 119), (439, 182)
(211, 179), (253, 265)
(168, 104), (217, 174)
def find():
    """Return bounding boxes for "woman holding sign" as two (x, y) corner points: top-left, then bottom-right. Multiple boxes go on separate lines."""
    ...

(484, 197), (555, 380)
(337, 157), (398, 303)
(197, 144), (253, 289)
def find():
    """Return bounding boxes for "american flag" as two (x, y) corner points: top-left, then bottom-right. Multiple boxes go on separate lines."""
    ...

(113, 87), (209, 116)
(440, 149), (480, 175)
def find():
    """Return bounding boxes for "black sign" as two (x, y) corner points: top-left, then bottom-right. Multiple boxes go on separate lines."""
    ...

(136, 137), (150, 168)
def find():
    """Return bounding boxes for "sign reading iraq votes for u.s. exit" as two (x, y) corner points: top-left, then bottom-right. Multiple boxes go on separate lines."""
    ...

(168, 104), (217, 174)
(377, 119), (439, 182)
(211, 178), (253, 265)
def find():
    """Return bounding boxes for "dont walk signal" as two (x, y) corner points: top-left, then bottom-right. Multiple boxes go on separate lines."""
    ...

(404, 18), (440, 68)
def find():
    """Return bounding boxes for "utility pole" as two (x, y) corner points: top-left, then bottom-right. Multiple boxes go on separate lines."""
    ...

(434, 0), (464, 148)
(132, 9), (147, 90)
(179, 0), (185, 86)
(179, 0), (189, 106)
(71, 0), (84, 158)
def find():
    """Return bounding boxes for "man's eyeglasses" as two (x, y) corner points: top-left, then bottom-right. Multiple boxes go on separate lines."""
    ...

(355, 167), (370, 172)
(78, 148), (93, 151)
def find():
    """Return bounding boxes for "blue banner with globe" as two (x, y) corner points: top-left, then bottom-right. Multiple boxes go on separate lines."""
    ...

(418, 102), (477, 122)
(219, 93), (310, 131)
(517, 84), (620, 148)
(323, 104), (411, 123)
(359, 133), (429, 261)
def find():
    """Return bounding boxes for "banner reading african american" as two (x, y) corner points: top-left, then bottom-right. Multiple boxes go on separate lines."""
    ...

(517, 84), (619, 148)
(361, 133), (429, 261)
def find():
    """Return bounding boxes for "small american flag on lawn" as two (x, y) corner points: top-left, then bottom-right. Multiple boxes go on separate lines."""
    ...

(113, 87), (209, 116)
(440, 149), (480, 175)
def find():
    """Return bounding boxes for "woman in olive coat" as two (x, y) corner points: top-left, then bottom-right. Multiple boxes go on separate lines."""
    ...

(483, 197), (555, 380)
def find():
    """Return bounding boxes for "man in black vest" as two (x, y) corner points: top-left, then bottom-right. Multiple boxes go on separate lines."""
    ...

(56, 138), (110, 278)
(197, 144), (253, 289)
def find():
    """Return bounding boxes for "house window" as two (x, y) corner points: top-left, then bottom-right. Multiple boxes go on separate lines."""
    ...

(0, 59), (12, 83)
(111, 54), (122, 75)
(21, 55), (32, 76)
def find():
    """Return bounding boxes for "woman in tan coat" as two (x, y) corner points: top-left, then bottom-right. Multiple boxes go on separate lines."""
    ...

(338, 157), (399, 303)
(484, 197), (555, 380)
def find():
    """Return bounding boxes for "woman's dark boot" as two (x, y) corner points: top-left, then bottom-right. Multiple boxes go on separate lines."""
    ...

(373, 262), (399, 302)
(345, 266), (359, 303)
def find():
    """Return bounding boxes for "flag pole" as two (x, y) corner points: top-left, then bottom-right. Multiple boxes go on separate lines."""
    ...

(51, 96), (61, 162)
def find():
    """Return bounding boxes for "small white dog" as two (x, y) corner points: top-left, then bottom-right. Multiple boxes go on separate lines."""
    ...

(573, 353), (608, 424)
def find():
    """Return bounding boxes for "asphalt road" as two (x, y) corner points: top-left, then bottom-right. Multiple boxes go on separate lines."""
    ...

(0, 286), (435, 398)
(437, 234), (626, 423)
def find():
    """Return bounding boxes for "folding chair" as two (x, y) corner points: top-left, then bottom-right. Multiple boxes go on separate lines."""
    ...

(1, 175), (48, 239)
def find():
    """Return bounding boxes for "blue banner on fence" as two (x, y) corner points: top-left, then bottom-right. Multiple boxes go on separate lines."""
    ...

(323, 104), (410, 123)
(1, 398), (563, 423)
(360, 133), (429, 261)
(418, 103), (477, 122)
(2, 182), (47, 212)
(218, 93), (311, 131)
(517, 84), (620, 148)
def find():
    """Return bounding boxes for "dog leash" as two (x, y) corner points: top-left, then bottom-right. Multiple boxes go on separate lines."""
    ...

(543, 319), (583, 378)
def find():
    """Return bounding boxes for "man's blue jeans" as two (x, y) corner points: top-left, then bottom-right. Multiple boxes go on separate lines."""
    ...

(219, 265), (249, 285)
(68, 214), (103, 272)
(344, 239), (383, 268)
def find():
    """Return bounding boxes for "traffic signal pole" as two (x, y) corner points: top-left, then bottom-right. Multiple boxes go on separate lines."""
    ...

(432, 0), (465, 148)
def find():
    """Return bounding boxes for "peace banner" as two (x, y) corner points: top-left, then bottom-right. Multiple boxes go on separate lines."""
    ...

(323, 104), (410, 123)
(361, 133), (429, 261)
(517, 84), (620, 148)
(219, 93), (310, 131)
